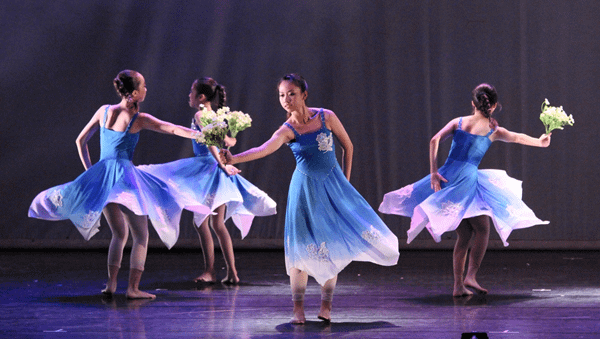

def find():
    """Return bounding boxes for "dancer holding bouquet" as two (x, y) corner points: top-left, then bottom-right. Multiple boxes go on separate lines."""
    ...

(380, 83), (554, 297)
(139, 77), (276, 284)
(223, 74), (399, 324)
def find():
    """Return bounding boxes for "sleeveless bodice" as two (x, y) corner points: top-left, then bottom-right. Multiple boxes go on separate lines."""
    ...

(135, 115), (277, 239)
(285, 109), (337, 179)
(444, 118), (494, 167)
(282, 108), (399, 285)
(99, 106), (140, 161)
(380, 116), (548, 248)
(28, 104), (216, 249)
(191, 119), (211, 157)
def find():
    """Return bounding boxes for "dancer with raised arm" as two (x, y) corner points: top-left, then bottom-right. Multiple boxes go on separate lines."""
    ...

(29, 70), (210, 299)
(139, 77), (276, 284)
(379, 83), (551, 297)
(223, 74), (399, 323)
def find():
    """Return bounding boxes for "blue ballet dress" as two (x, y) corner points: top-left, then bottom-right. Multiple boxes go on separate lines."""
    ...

(137, 119), (277, 237)
(379, 117), (548, 246)
(28, 106), (210, 249)
(284, 109), (399, 286)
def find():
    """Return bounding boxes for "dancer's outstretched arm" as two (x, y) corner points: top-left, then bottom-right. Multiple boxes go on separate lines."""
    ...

(225, 126), (294, 165)
(491, 127), (551, 147)
(135, 113), (197, 139)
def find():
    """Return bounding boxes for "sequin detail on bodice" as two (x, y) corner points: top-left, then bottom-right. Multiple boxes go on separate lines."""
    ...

(284, 110), (337, 180)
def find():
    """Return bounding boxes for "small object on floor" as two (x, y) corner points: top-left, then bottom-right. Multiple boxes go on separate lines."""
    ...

(461, 332), (488, 339)
(317, 315), (331, 323)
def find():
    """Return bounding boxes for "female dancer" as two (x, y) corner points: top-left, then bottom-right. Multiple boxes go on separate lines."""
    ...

(139, 77), (276, 284)
(223, 74), (399, 323)
(29, 70), (210, 299)
(379, 83), (551, 297)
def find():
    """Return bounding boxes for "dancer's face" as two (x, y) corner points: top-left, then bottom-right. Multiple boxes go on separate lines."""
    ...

(189, 86), (202, 109)
(278, 80), (307, 113)
(133, 75), (147, 103)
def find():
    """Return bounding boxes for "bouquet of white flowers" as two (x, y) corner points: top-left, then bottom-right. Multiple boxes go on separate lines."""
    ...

(226, 110), (252, 137)
(195, 120), (228, 148)
(540, 99), (574, 134)
(196, 105), (221, 126)
(194, 105), (252, 148)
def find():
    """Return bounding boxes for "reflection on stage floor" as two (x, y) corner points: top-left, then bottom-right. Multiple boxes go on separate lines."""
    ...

(1, 249), (598, 338)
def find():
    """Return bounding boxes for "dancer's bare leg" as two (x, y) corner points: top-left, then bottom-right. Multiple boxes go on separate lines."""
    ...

(211, 205), (239, 284)
(102, 204), (128, 295)
(103, 265), (120, 296)
(194, 217), (216, 283)
(453, 220), (474, 297)
(127, 268), (155, 299)
(318, 275), (337, 322)
(464, 215), (490, 294)
(122, 207), (155, 299)
(290, 268), (308, 324)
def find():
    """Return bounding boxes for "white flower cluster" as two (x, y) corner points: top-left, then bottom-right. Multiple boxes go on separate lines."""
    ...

(194, 105), (252, 147)
(226, 110), (252, 137)
(195, 120), (228, 148)
(540, 98), (574, 134)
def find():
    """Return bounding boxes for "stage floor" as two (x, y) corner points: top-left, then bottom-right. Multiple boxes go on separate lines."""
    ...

(1, 249), (599, 338)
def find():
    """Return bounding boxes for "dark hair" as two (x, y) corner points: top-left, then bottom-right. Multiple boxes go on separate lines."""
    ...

(192, 77), (226, 109)
(113, 70), (142, 111)
(472, 83), (501, 129)
(278, 73), (308, 93)
(277, 73), (308, 118)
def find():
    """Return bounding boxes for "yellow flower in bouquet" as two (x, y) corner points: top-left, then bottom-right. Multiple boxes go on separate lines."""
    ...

(540, 99), (574, 134)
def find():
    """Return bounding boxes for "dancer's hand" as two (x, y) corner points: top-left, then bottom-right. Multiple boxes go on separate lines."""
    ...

(430, 172), (448, 192)
(222, 164), (241, 176)
(539, 133), (551, 147)
(224, 135), (237, 147)
(220, 149), (233, 165)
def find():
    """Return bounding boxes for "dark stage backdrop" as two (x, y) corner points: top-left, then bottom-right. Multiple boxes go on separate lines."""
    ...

(1, 0), (599, 250)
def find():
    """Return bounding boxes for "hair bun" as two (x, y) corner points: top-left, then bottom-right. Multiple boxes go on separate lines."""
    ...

(113, 78), (123, 92)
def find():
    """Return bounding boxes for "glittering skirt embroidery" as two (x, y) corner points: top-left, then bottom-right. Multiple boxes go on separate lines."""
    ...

(137, 155), (276, 239)
(306, 243), (330, 262)
(28, 158), (206, 249)
(284, 158), (399, 286)
(380, 168), (548, 247)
